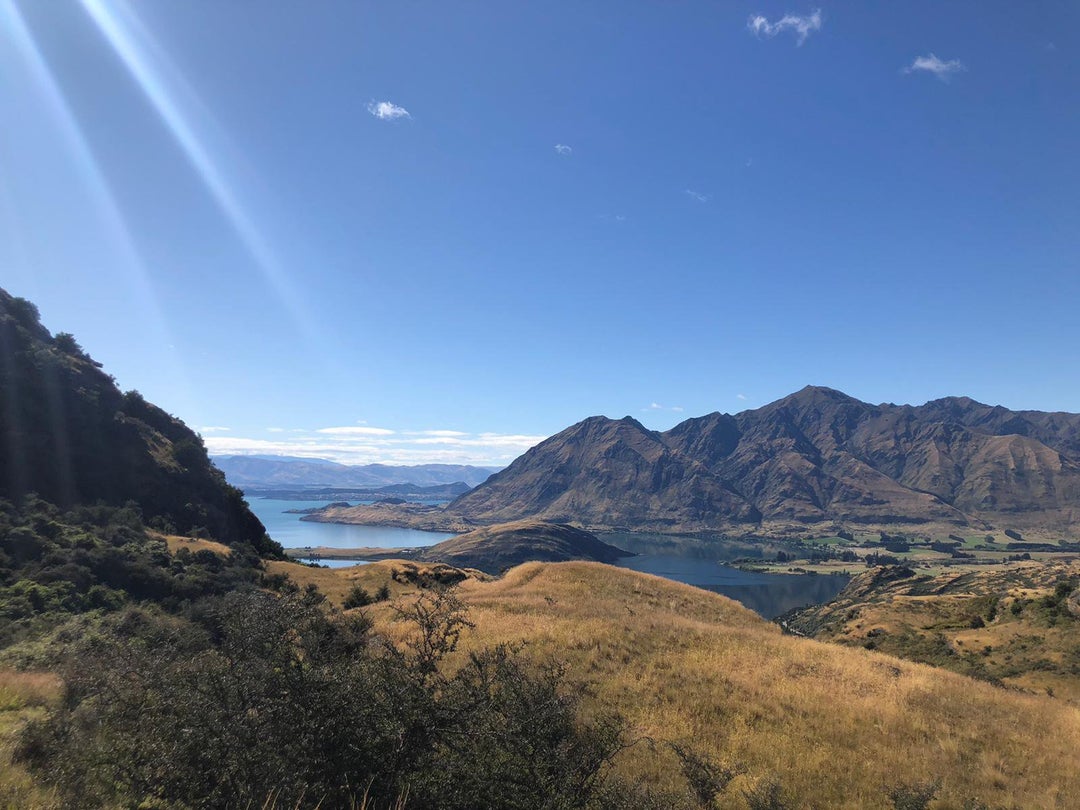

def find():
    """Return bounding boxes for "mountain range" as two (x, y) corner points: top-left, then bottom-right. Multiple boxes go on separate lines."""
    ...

(213, 455), (498, 490)
(446, 386), (1080, 535)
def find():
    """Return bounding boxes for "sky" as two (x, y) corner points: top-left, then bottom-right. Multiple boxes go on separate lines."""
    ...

(1, 1), (1078, 466)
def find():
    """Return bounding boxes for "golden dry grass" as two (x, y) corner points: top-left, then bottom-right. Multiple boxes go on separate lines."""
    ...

(160, 534), (232, 557)
(0, 671), (61, 810)
(794, 562), (1080, 706)
(263, 559), (488, 608)
(370, 561), (1080, 809)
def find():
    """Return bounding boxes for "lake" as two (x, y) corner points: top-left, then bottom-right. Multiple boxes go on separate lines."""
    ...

(605, 532), (850, 619)
(246, 500), (849, 619)
(246, 498), (455, 550)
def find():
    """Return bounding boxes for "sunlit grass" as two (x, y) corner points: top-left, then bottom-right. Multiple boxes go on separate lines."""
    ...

(0, 671), (61, 810)
(426, 562), (1080, 808)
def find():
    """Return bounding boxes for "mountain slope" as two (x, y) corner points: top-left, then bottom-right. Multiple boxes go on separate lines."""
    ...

(451, 416), (758, 530)
(449, 386), (1080, 534)
(0, 288), (276, 554)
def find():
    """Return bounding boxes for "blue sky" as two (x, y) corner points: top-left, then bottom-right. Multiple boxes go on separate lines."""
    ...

(2, 1), (1077, 465)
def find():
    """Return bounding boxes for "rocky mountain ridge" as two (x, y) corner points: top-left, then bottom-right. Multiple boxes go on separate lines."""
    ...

(447, 386), (1080, 535)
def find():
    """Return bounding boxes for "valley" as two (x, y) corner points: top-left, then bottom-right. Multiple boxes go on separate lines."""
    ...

(4, 286), (1080, 808)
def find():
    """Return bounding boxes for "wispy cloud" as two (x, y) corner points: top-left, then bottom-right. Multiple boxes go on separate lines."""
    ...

(645, 402), (684, 413)
(747, 10), (823, 45)
(737, 393), (748, 401)
(198, 426), (230, 433)
(367, 100), (411, 120)
(903, 54), (966, 80)
(554, 144), (573, 156)
(316, 426), (396, 436)
(204, 427), (548, 466)
(685, 189), (710, 203)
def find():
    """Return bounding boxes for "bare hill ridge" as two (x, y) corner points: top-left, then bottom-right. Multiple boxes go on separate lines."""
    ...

(416, 520), (631, 573)
(447, 386), (1080, 535)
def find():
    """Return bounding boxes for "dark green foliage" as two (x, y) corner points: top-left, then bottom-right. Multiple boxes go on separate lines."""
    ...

(18, 589), (633, 810)
(1034, 576), (1078, 625)
(342, 583), (373, 609)
(0, 289), (279, 555)
(1003, 529), (1022, 541)
(0, 498), (266, 645)
(887, 780), (940, 810)
(410, 645), (627, 809)
(375, 582), (392, 601)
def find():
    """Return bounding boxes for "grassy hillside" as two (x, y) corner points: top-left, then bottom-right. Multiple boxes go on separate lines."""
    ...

(785, 562), (1080, 705)
(288, 561), (1080, 808)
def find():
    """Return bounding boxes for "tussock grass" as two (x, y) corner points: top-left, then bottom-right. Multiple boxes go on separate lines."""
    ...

(411, 562), (1080, 809)
(160, 533), (233, 557)
(263, 559), (487, 608)
(0, 671), (61, 809)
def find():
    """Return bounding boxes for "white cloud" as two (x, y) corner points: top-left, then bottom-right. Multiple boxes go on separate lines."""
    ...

(316, 426), (396, 436)
(685, 189), (710, 203)
(903, 53), (966, 80)
(204, 428), (548, 466)
(747, 10), (823, 44)
(737, 393), (748, 400)
(367, 100), (411, 120)
(198, 426), (230, 433)
(266, 427), (285, 433)
(646, 403), (684, 413)
(554, 144), (573, 156)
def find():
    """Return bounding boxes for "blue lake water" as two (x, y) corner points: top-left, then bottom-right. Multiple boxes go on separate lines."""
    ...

(246, 498), (454, 550)
(604, 532), (850, 619)
(246, 500), (848, 618)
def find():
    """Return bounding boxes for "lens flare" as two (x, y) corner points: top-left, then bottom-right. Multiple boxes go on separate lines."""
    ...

(0, 0), (181, 373)
(76, 0), (316, 341)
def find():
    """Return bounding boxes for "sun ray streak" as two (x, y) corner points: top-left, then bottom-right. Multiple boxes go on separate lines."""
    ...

(0, 0), (187, 389)
(76, 0), (317, 342)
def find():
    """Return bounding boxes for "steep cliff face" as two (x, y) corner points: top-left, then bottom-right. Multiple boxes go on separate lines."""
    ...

(449, 386), (1080, 534)
(0, 288), (278, 554)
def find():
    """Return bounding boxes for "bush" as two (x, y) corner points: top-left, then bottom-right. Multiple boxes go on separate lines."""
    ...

(17, 589), (634, 810)
(342, 584), (373, 609)
(670, 742), (740, 807)
(744, 776), (789, 810)
(888, 780), (940, 810)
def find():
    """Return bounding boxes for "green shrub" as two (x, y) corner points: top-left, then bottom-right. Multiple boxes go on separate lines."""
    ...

(342, 584), (373, 609)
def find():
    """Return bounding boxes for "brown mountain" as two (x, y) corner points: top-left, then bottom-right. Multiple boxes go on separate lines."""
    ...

(448, 386), (1080, 535)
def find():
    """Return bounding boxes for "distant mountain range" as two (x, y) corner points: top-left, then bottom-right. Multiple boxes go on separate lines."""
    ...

(446, 386), (1080, 535)
(213, 455), (499, 490)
